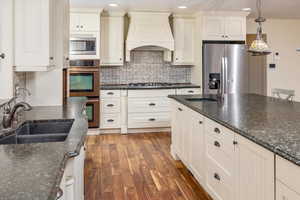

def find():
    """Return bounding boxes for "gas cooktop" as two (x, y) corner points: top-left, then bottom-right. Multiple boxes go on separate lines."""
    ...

(128, 82), (174, 87)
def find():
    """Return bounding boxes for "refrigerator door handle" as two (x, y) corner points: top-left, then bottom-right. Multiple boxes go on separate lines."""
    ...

(224, 57), (228, 94)
(221, 57), (226, 95)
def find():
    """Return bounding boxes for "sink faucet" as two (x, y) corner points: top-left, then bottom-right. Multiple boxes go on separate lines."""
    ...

(2, 102), (32, 129)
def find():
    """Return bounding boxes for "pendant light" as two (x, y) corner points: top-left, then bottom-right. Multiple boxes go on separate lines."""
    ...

(248, 0), (271, 56)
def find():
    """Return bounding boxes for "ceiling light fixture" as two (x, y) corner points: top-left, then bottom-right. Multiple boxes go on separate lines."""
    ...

(248, 0), (271, 56)
(178, 6), (187, 9)
(109, 3), (118, 7)
(242, 8), (251, 11)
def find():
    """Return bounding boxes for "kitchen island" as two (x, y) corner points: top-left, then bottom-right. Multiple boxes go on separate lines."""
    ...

(169, 94), (300, 200)
(0, 97), (88, 200)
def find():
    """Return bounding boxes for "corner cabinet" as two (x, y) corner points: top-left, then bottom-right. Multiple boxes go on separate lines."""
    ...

(172, 15), (195, 65)
(202, 13), (248, 41)
(14, 0), (70, 72)
(100, 12), (125, 66)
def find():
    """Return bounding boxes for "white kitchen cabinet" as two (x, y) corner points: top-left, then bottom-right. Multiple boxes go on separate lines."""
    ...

(173, 16), (195, 65)
(202, 14), (247, 41)
(100, 12), (125, 66)
(176, 88), (202, 95)
(70, 10), (101, 32)
(234, 134), (274, 200)
(100, 90), (121, 129)
(276, 181), (300, 200)
(14, 0), (58, 71)
(189, 110), (205, 184)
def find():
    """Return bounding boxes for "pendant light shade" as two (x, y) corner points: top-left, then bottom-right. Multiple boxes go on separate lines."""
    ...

(248, 0), (271, 56)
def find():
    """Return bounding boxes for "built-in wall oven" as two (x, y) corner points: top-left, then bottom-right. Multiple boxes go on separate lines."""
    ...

(70, 33), (100, 60)
(69, 60), (100, 128)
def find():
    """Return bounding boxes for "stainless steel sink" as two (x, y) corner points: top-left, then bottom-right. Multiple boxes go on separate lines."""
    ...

(0, 119), (74, 145)
(185, 98), (217, 102)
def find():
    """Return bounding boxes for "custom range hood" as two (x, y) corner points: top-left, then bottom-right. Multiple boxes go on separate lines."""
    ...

(126, 12), (174, 62)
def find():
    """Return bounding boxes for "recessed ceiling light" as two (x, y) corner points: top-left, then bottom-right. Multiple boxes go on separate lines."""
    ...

(178, 6), (187, 9)
(109, 3), (118, 7)
(242, 8), (251, 11)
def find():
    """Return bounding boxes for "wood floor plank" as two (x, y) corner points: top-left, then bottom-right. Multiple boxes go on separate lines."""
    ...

(84, 132), (212, 200)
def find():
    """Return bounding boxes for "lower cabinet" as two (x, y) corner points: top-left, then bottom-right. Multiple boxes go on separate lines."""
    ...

(58, 146), (85, 200)
(171, 99), (275, 200)
(276, 181), (300, 200)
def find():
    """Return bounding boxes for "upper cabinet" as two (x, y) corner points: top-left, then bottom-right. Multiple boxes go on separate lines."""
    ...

(14, 0), (70, 71)
(172, 15), (195, 66)
(70, 11), (100, 33)
(100, 12), (125, 66)
(202, 12), (248, 41)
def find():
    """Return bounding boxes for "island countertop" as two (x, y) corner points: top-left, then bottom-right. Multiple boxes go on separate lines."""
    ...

(169, 94), (300, 167)
(0, 97), (88, 200)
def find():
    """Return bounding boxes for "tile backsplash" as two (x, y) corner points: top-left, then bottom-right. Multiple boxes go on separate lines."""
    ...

(100, 50), (192, 84)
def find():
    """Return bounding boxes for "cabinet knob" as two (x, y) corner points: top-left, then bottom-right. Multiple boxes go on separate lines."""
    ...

(188, 90), (194, 93)
(214, 127), (221, 134)
(0, 53), (5, 59)
(178, 108), (183, 111)
(50, 57), (54, 60)
(76, 25), (79, 28)
(176, 58), (179, 60)
(107, 92), (114, 95)
(107, 104), (114, 107)
(80, 25), (83, 29)
(233, 141), (238, 145)
(149, 118), (156, 122)
(214, 173), (221, 181)
(199, 121), (203, 124)
(120, 58), (122, 61)
(214, 141), (221, 148)
(107, 119), (114, 122)
(149, 103), (156, 106)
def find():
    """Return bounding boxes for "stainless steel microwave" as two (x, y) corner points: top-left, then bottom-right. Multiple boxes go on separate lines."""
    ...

(70, 33), (100, 59)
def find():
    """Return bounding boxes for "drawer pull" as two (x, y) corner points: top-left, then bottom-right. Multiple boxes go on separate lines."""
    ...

(107, 119), (114, 123)
(214, 141), (221, 148)
(214, 127), (221, 134)
(178, 108), (183, 111)
(107, 92), (114, 95)
(188, 90), (194, 93)
(148, 118), (156, 122)
(214, 173), (221, 181)
(199, 121), (203, 124)
(107, 104), (114, 107)
(233, 141), (238, 145)
(149, 103), (156, 106)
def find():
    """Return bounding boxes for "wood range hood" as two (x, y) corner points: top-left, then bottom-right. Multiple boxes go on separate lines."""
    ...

(125, 11), (175, 62)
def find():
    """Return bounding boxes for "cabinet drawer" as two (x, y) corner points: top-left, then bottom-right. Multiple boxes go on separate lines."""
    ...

(176, 88), (202, 95)
(128, 98), (170, 113)
(205, 118), (234, 151)
(206, 135), (234, 174)
(128, 113), (171, 128)
(276, 180), (300, 200)
(276, 156), (300, 194)
(128, 89), (175, 98)
(100, 90), (121, 98)
(101, 99), (120, 114)
(100, 114), (120, 129)
(206, 157), (234, 200)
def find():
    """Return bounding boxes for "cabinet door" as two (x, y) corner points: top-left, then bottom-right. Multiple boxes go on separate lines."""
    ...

(101, 16), (124, 65)
(171, 101), (181, 157)
(189, 111), (205, 183)
(70, 13), (80, 32)
(78, 13), (100, 32)
(203, 16), (225, 41)
(276, 181), (300, 200)
(15, 0), (53, 67)
(234, 134), (275, 200)
(173, 18), (195, 65)
(225, 17), (246, 41)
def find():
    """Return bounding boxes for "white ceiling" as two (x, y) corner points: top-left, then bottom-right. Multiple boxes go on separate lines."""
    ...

(70, 0), (300, 18)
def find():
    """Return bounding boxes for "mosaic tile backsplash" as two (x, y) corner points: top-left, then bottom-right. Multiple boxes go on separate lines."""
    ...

(100, 50), (192, 84)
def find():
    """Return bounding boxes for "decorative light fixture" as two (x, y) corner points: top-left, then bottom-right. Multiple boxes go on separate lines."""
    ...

(178, 6), (187, 9)
(109, 3), (118, 7)
(248, 0), (271, 56)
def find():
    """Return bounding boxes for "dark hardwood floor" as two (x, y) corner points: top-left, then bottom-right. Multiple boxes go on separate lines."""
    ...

(84, 132), (212, 200)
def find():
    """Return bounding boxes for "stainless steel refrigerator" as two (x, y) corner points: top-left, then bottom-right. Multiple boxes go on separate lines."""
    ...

(203, 42), (249, 95)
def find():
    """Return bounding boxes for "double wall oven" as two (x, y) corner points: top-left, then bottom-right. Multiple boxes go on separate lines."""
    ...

(69, 60), (100, 128)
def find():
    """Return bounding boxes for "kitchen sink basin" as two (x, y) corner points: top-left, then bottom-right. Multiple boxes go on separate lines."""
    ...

(0, 119), (74, 145)
(185, 98), (217, 102)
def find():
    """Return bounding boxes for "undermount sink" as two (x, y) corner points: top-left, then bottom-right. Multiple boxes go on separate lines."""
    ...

(185, 97), (218, 102)
(0, 119), (74, 145)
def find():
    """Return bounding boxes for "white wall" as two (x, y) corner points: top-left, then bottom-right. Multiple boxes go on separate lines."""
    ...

(247, 19), (300, 100)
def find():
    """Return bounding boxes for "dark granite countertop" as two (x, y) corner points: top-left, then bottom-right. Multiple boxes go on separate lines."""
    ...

(0, 97), (88, 200)
(101, 83), (201, 90)
(169, 94), (300, 167)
